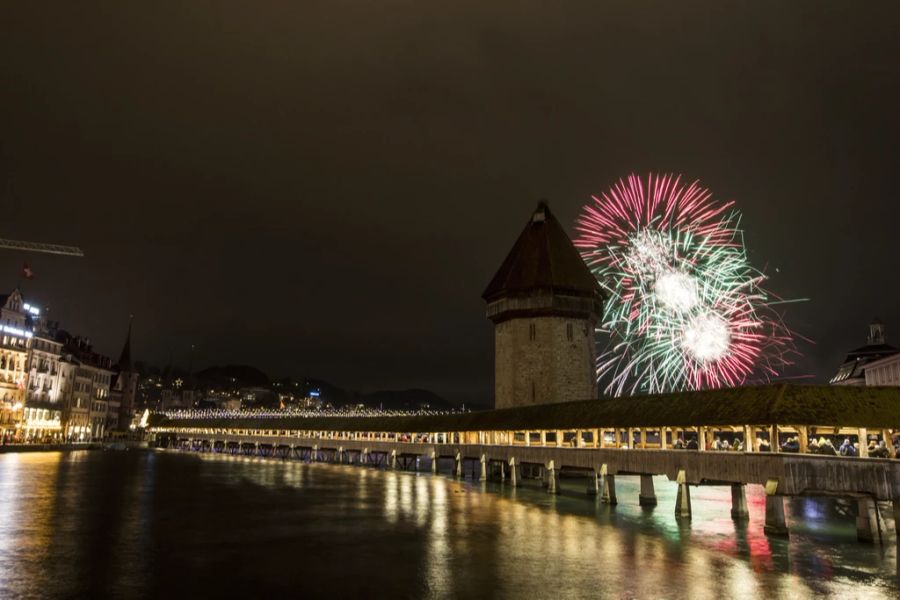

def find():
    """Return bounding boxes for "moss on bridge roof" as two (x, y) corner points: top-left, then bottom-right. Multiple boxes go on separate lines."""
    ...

(155, 384), (900, 432)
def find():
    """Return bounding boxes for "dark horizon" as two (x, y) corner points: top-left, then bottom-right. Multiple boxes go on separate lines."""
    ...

(3, 2), (899, 404)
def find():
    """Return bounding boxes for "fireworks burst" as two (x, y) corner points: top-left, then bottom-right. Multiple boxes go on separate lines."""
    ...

(574, 173), (797, 396)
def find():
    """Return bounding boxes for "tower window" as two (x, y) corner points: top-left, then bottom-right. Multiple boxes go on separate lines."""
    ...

(566, 323), (573, 341)
(529, 323), (536, 341)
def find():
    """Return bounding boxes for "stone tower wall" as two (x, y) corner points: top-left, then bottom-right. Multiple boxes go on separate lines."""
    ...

(494, 315), (597, 409)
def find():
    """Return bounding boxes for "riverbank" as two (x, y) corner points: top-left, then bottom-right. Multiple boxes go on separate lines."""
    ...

(0, 443), (102, 454)
(0, 440), (149, 453)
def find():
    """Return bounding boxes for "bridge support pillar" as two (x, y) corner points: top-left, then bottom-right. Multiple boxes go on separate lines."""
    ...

(362, 448), (369, 464)
(675, 470), (691, 519)
(390, 449), (397, 470)
(764, 496), (788, 536)
(603, 474), (617, 504)
(546, 460), (560, 494)
(763, 480), (789, 536)
(600, 465), (617, 505)
(311, 445), (318, 463)
(731, 484), (749, 520)
(337, 447), (344, 464)
(479, 454), (487, 481)
(508, 458), (518, 487)
(639, 475), (657, 507)
(731, 483), (750, 521)
(586, 469), (600, 496)
(431, 450), (438, 474)
(856, 497), (883, 543)
(455, 452), (462, 478)
(893, 499), (900, 570)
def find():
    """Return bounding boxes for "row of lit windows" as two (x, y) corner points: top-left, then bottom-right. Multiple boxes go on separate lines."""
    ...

(24, 407), (59, 422)
(31, 339), (61, 353)
(0, 335), (28, 349)
(0, 355), (24, 371)
(32, 358), (59, 372)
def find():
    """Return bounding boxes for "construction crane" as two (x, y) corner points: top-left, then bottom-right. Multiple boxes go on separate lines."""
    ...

(0, 238), (84, 257)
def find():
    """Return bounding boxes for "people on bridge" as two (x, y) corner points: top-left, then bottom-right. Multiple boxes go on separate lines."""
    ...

(732, 439), (743, 452)
(867, 440), (878, 456)
(839, 438), (856, 457)
(712, 437), (723, 451)
(870, 440), (890, 458)
(816, 438), (837, 456)
(757, 438), (771, 452)
(685, 438), (699, 450)
(673, 437), (686, 450)
(782, 436), (800, 453)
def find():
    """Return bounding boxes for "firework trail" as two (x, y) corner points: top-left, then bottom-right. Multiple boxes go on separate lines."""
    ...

(575, 173), (797, 396)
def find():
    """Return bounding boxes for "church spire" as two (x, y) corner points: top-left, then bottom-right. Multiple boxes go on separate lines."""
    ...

(118, 317), (134, 372)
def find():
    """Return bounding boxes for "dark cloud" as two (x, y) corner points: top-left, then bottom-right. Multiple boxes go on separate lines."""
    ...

(2, 1), (898, 403)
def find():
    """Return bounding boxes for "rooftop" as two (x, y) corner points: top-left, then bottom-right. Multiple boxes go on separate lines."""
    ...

(157, 384), (900, 432)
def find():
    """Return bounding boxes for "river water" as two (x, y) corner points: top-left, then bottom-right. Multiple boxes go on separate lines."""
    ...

(0, 450), (896, 599)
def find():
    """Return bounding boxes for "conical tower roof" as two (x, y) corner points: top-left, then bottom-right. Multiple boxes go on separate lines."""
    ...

(483, 201), (601, 302)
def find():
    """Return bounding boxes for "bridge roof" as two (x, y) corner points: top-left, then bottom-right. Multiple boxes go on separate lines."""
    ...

(157, 384), (900, 432)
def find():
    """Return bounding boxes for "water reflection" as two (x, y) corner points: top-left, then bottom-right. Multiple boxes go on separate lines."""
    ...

(0, 451), (896, 599)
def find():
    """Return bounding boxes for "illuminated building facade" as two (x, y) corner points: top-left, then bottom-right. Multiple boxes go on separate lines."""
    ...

(58, 335), (114, 441)
(0, 287), (137, 442)
(87, 364), (112, 440)
(68, 366), (93, 440)
(22, 330), (65, 441)
(0, 290), (33, 441)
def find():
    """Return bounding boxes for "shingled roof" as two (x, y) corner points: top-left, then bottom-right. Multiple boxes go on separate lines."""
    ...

(156, 384), (900, 431)
(483, 202), (601, 302)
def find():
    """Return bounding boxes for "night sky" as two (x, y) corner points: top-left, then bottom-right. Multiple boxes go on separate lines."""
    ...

(2, 3), (898, 405)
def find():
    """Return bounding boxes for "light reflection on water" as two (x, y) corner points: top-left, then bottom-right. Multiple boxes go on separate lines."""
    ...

(0, 451), (896, 599)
